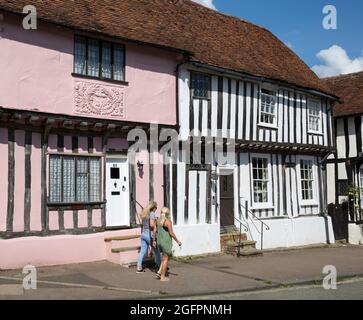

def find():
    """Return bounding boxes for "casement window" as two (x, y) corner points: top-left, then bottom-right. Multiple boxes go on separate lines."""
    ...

(308, 99), (322, 133)
(300, 160), (314, 201)
(251, 156), (271, 207)
(74, 36), (125, 81)
(191, 73), (211, 99)
(49, 155), (101, 204)
(297, 157), (318, 207)
(259, 89), (277, 127)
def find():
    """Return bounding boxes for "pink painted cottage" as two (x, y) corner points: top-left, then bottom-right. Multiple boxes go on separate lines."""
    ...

(0, 1), (185, 269)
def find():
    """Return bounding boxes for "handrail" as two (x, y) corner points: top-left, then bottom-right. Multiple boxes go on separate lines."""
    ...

(240, 199), (270, 250)
(234, 216), (249, 233)
(240, 200), (270, 232)
(234, 216), (249, 257)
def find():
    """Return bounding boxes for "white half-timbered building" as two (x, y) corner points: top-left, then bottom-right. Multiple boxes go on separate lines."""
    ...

(324, 72), (363, 245)
(162, 6), (338, 255)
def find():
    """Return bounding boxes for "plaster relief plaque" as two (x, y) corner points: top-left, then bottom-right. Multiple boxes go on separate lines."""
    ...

(74, 82), (125, 118)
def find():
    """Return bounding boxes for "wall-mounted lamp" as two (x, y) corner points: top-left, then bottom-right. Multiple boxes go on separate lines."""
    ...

(137, 161), (144, 171)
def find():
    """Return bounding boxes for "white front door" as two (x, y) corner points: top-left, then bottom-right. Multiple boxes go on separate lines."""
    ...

(106, 157), (130, 228)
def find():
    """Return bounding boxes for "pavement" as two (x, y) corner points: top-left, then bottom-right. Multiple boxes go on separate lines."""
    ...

(0, 244), (363, 300)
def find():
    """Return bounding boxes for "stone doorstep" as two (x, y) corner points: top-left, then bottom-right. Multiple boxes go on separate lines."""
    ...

(111, 246), (141, 254)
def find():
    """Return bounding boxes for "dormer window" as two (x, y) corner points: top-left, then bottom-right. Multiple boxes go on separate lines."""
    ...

(191, 72), (211, 100)
(259, 88), (277, 127)
(74, 36), (125, 82)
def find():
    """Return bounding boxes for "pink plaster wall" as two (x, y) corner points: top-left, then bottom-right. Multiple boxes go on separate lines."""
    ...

(92, 209), (102, 227)
(0, 230), (130, 269)
(13, 130), (25, 232)
(78, 136), (88, 153)
(0, 128), (8, 232)
(0, 15), (177, 125)
(64, 211), (74, 229)
(94, 137), (103, 153)
(48, 211), (59, 231)
(48, 134), (57, 152)
(64, 136), (72, 152)
(78, 210), (88, 228)
(30, 133), (42, 232)
(107, 138), (128, 152)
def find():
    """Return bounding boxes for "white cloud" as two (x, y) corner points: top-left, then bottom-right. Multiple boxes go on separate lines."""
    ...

(191, 0), (217, 10)
(312, 45), (363, 78)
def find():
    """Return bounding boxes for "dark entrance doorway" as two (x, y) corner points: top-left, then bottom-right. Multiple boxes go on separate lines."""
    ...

(219, 174), (235, 232)
(328, 203), (349, 241)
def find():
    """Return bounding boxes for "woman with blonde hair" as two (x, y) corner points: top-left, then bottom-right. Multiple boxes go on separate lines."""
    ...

(136, 201), (161, 273)
(156, 207), (182, 281)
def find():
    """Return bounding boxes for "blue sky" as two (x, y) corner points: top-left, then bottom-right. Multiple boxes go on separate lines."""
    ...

(192, 0), (363, 78)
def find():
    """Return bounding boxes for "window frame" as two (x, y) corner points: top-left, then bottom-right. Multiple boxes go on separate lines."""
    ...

(73, 35), (126, 83)
(296, 156), (318, 207)
(190, 72), (211, 100)
(307, 98), (322, 134)
(250, 154), (273, 209)
(48, 154), (103, 205)
(359, 164), (363, 210)
(258, 88), (278, 129)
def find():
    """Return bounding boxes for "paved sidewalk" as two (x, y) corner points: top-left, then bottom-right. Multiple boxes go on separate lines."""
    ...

(0, 245), (363, 299)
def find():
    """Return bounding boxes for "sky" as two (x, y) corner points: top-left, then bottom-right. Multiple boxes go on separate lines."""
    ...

(192, 0), (363, 78)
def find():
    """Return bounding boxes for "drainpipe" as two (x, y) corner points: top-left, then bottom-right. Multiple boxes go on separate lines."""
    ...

(319, 151), (335, 245)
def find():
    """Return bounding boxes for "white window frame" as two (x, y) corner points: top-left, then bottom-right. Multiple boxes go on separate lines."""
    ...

(250, 154), (273, 209)
(359, 165), (363, 209)
(308, 98), (322, 134)
(258, 88), (278, 129)
(296, 156), (318, 207)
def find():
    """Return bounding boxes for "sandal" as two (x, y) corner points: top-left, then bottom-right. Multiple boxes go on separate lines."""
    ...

(160, 277), (170, 282)
(136, 269), (145, 274)
(156, 272), (161, 279)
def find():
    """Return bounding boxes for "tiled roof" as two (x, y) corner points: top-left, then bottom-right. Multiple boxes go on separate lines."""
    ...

(322, 71), (363, 117)
(0, 0), (334, 95)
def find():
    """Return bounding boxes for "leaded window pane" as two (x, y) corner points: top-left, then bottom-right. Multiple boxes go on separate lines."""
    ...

(113, 45), (125, 81)
(49, 156), (62, 203)
(74, 37), (87, 75)
(76, 158), (89, 202)
(191, 73), (210, 99)
(87, 39), (100, 77)
(63, 157), (75, 203)
(90, 158), (101, 202)
(102, 42), (112, 79)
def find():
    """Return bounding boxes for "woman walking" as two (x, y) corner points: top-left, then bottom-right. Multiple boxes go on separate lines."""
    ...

(136, 201), (162, 273)
(156, 207), (182, 282)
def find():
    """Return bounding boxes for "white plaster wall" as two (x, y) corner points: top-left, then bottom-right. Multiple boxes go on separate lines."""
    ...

(244, 216), (335, 250)
(349, 224), (363, 245)
(173, 224), (221, 257)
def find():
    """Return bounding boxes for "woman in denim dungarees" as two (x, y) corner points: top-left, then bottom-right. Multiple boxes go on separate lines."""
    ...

(136, 201), (162, 273)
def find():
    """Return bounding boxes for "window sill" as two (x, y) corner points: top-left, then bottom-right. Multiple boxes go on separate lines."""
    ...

(308, 131), (324, 136)
(47, 201), (105, 209)
(192, 96), (211, 101)
(251, 205), (274, 210)
(257, 123), (278, 130)
(72, 73), (129, 86)
(300, 202), (319, 207)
